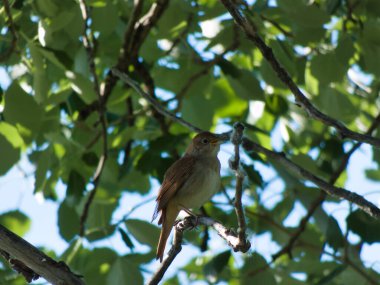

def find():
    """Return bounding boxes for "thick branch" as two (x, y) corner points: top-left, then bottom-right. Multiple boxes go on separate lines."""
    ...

(241, 138), (380, 219)
(0, 225), (84, 285)
(219, 0), (380, 147)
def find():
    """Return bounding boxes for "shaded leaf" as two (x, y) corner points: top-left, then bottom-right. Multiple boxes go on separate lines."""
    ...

(347, 210), (380, 243)
(325, 216), (344, 251)
(125, 219), (160, 248)
(203, 250), (231, 283)
(106, 257), (143, 285)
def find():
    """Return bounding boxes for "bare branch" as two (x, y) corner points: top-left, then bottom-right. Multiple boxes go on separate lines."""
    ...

(0, 0), (18, 62)
(0, 225), (84, 285)
(219, 0), (380, 147)
(241, 138), (380, 219)
(229, 123), (251, 252)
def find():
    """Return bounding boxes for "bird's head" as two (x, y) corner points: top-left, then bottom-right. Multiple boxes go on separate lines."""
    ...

(185, 131), (229, 157)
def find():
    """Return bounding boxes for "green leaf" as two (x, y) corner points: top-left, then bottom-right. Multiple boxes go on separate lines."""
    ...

(272, 196), (294, 222)
(67, 170), (86, 199)
(4, 83), (43, 143)
(313, 86), (357, 124)
(325, 216), (344, 251)
(201, 76), (249, 123)
(0, 211), (31, 237)
(315, 264), (347, 285)
(242, 163), (263, 187)
(119, 228), (135, 251)
(203, 250), (231, 283)
(106, 257), (143, 285)
(92, 1), (118, 37)
(0, 122), (22, 175)
(225, 70), (264, 101)
(241, 253), (277, 285)
(34, 147), (53, 193)
(310, 53), (346, 84)
(365, 169), (380, 181)
(66, 246), (118, 285)
(85, 189), (119, 241)
(119, 170), (151, 194)
(58, 199), (80, 242)
(0, 122), (24, 148)
(279, 0), (330, 27)
(347, 210), (380, 243)
(265, 94), (289, 116)
(125, 219), (160, 248)
(65, 71), (97, 104)
(182, 92), (214, 130)
(29, 42), (49, 103)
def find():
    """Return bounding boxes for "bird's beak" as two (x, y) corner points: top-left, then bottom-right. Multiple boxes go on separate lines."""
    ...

(210, 133), (230, 145)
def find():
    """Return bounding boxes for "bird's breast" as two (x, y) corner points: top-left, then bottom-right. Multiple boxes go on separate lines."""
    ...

(175, 162), (221, 209)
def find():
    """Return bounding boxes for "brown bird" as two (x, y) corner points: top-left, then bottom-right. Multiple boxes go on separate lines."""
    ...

(152, 132), (228, 262)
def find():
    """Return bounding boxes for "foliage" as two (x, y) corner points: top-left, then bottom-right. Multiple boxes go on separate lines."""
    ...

(1, 0), (380, 284)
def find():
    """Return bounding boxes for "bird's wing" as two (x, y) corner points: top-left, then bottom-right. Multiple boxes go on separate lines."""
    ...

(152, 155), (196, 222)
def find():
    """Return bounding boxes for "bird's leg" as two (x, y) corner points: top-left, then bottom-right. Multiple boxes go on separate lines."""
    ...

(179, 205), (200, 229)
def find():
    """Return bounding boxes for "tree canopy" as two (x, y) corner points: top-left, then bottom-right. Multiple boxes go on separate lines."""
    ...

(1, 0), (380, 284)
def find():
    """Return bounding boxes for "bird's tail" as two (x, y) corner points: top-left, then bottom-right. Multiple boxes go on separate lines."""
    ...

(156, 205), (179, 262)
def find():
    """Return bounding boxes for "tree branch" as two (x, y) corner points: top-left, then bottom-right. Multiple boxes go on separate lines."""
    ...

(229, 122), (251, 252)
(241, 138), (380, 219)
(148, 215), (251, 285)
(272, 112), (380, 260)
(78, 0), (108, 237)
(0, 225), (84, 285)
(147, 223), (184, 285)
(113, 69), (380, 220)
(79, 0), (169, 120)
(219, 0), (380, 147)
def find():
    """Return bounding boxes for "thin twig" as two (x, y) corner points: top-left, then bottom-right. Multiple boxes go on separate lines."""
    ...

(112, 68), (203, 133)
(78, 0), (108, 237)
(219, 0), (380, 148)
(0, 0), (18, 62)
(229, 123), (250, 252)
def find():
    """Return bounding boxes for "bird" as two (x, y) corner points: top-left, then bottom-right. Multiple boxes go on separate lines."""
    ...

(152, 131), (228, 262)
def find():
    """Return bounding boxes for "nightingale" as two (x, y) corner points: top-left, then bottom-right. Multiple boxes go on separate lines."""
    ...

(152, 131), (228, 262)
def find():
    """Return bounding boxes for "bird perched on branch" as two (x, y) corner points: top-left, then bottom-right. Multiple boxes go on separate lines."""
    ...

(152, 132), (229, 262)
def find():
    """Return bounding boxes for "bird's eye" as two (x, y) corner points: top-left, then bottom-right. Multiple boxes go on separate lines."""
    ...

(201, 138), (209, 144)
